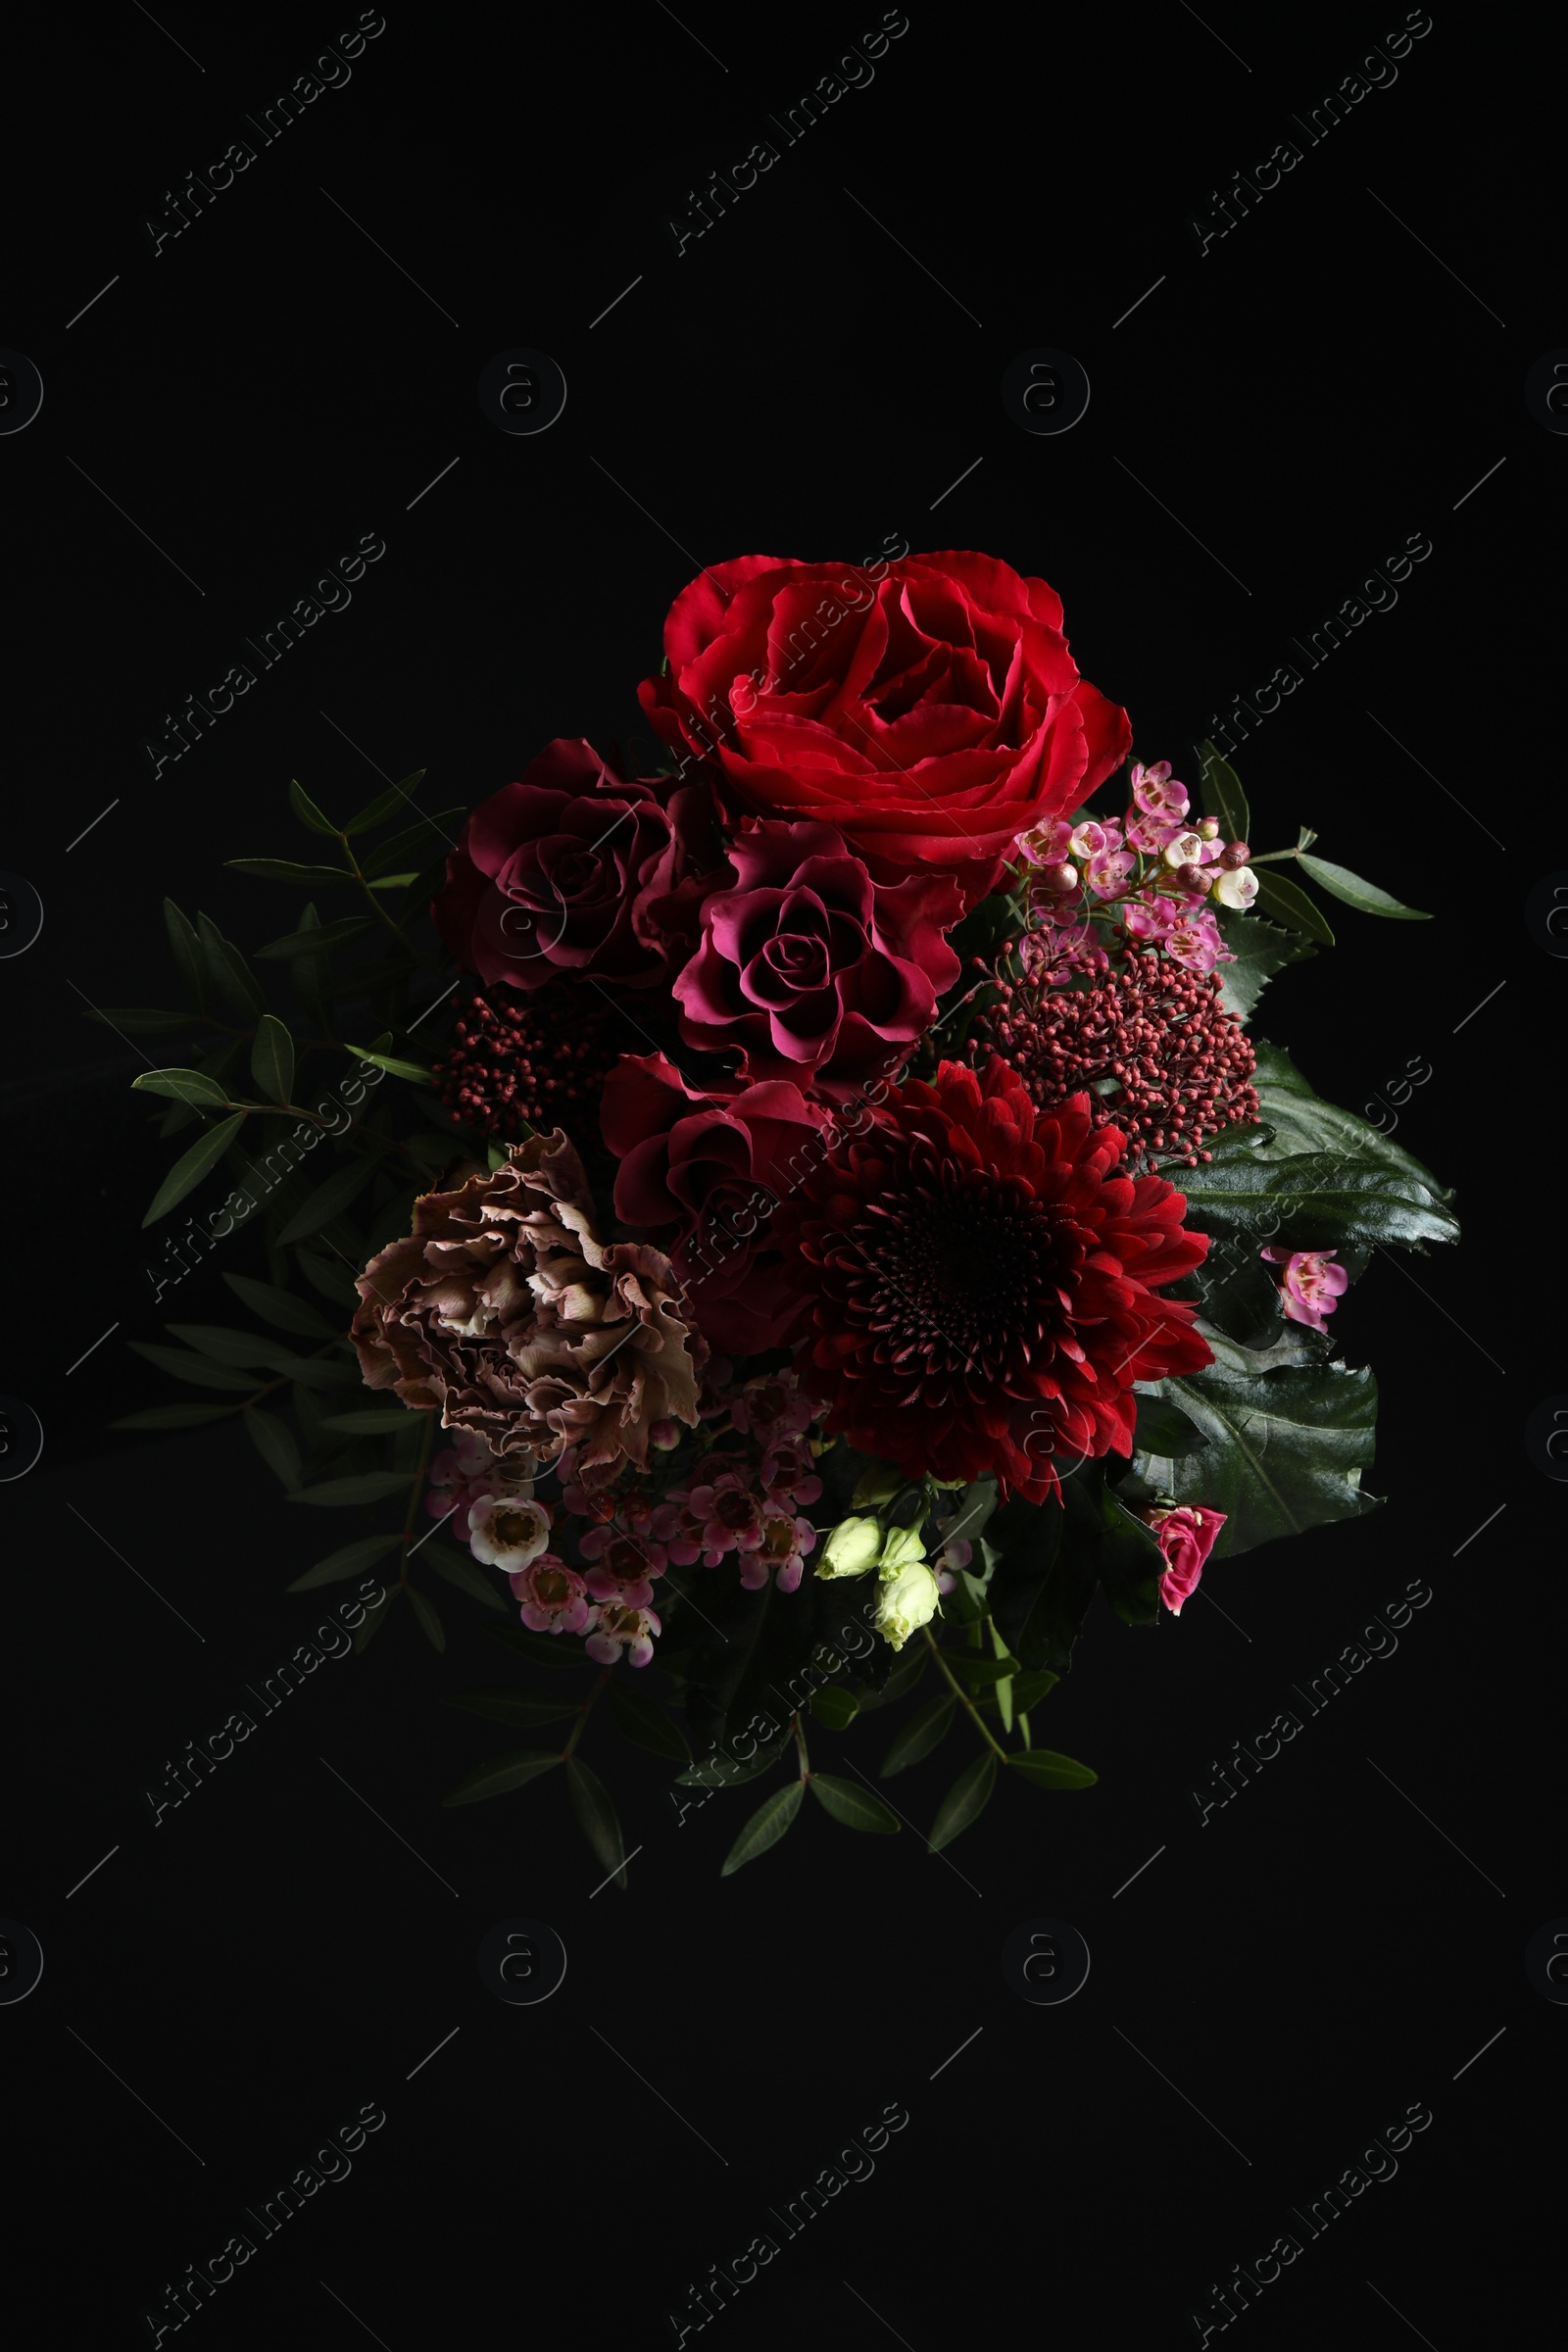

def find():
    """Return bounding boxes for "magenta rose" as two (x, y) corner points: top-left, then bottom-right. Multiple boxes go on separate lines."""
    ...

(670, 819), (961, 1100)
(1145, 1504), (1226, 1615)
(431, 738), (684, 991)
(599, 1051), (828, 1355)
(638, 550), (1131, 908)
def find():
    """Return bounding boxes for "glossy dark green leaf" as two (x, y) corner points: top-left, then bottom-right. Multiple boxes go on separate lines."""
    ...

(808, 1686), (859, 1731)
(1152, 1357), (1380, 1555)
(256, 916), (376, 959)
(111, 1402), (235, 1430)
(287, 1471), (416, 1506)
(143, 1114), (251, 1232)
(1250, 1041), (1454, 1207)
(443, 1748), (563, 1805)
(1251, 869), (1335, 946)
(1176, 1125), (1458, 1250)
(407, 1586), (445, 1651)
(1214, 909), (1317, 1022)
(809, 1774), (900, 1833)
(197, 912), (267, 1015)
(1007, 1748), (1098, 1789)
(720, 1780), (805, 1876)
(607, 1680), (693, 1761)
(1196, 741), (1250, 844)
(226, 858), (353, 887)
(345, 771), (426, 834)
(289, 778), (338, 837)
(443, 1689), (576, 1729)
(164, 898), (207, 1009)
(929, 1751), (997, 1851)
(1296, 853), (1429, 920)
(221, 1271), (337, 1337)
(132, 1067), (230, 1107)
(1133, 1393), (1208, 1458)
(243, 1406), (300, 1489)
(879, 1693), (956, 1777)
(566, 1755), (627, 1887)
(274, 1152), (381, 1246)
(250, 1014), (295, 1105)
(288, 1534), (403, 1591)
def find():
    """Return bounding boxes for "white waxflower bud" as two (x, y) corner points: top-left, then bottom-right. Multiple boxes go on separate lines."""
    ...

(1211, 865), (1260, 909)
(1163, 830), (1205, 869)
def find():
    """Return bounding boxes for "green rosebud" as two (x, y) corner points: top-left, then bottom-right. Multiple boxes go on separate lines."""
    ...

(876, 1524), (929, 1578)
(817, 1515), (884, 1579)
(874, 1558), (941, 1651)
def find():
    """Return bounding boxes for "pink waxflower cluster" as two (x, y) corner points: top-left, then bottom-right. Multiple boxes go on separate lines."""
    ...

(1262, 1246), (1348, 1332)
(1016, 759), (1258, 978)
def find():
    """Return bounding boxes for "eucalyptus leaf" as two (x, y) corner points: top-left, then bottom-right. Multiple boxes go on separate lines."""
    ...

(1251, 870), (1335, 946)
(443, 1748), (562, 1805)
(243, 1406), (300, 1489)
(321, 1407), (414, 1434)
(1296, 853), (1429, 920)
(222, 1272), (336, 1337)
(82, 1006), (202, 1033)
(808, 1686), (859, 1731)
(361, 809), (465, 879)
(226, 858), (354, 887)
(941, 1651), (1021, 1685)
(720, 1780), (804, 1876)
(126, 1341), (256, 1391)
(344, 1044), (434, 1085)
(111, 1403), (235, 1430)
(407, 1586), (445, 1651)
(443, 1690), (576, 1729)
(879, 1694), (956, 1777)
(287, 1471), (417, 1506)
(141, 1113), (248, 1227)
(275, 1152), (380, 1246)
(1007, 1748), (1098, 1789)
(566, 1756), (627, 1888)
(250, 1014), (295, 1105)
(132, 1068), (229, 1107)
(485, 1624), (598, 1672)
(287, 1534), (401, 1591)
(345, 772), (426, 834)
(164, 899), (207, 1009)
(607, 1681), (693, 1761)
(197, 912), (266, 1015)
(256, 916), (375, 960)
(809, 1774), (900, 1833)
(422, 1541), (507, 1612)
(929, 1751), (997, 1851)
(289, 778), (339, 837)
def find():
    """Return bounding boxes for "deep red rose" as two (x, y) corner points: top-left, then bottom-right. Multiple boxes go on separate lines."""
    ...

(637, 551), (1131, 908)
(774, 1056), (1211, 1503)
(671, 819), (961, 1101)
(599, 1052), (828, 1355)
(431, 738), (685, 991)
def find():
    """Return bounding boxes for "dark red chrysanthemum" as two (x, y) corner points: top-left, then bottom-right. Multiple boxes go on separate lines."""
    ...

(774, 1056), (1212, 1504)
(972, 948), (1259, 1168)
(432, 984), (620, 1141)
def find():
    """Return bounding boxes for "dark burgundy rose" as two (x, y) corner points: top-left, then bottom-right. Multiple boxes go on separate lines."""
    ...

(431, 738), (678, 991)
(599, 1052), (828, 1355)
(638, 551), (1131, 908)
(670, 820), (962, 1101)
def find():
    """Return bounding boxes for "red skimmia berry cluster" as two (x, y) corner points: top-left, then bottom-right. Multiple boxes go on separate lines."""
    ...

(432, 983), (621, 1140)
(972, 947), (1260, 1168)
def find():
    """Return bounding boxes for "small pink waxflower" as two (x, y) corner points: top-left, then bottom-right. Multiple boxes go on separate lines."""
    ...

(468, 1493), (553, 1572)
(730, 1369), (813, 1445)
(585, 1601), (662, 1668)
(1067, 819), (1107, 861)
(581, 1527), (665, 1608)
(1262, 1247), (1349, 1332)
(1164, 905), (1235, 973)
(1130, 760), (1190, 822)
(1085, 846), (1136, 900)
(1144, 1504), (1226, 1615)
(931, 1526), (973, 1595)
(1120, 893), (1181, 945)
(557, 1446), (622, 1522)
(760, 1433), (823, 1508)
(740, 1507), (818, 1592)
(509, 1554), (592, 1637)
(671, 1466), (765, 1565)
(1016, 814), (1075, 868)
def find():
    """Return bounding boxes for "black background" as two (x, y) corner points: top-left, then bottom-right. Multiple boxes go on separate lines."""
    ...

(1, 3), (1550, 2345)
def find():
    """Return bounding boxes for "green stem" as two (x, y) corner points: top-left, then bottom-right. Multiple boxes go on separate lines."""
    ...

(921, 1627), (1008, 1761)
(343, 837), (441, 971)
(791, 1710), (811, 1779)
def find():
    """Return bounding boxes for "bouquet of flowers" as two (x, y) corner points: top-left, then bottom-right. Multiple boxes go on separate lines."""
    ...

(108, 550), (1457, 1879)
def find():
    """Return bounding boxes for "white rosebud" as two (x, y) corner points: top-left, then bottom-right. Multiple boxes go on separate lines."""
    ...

(873, 1559), (941, 1650)
(818, 1515), (884, 1579)
(1163, 830), (1205, 869)
(1211, 865), (1260, 909)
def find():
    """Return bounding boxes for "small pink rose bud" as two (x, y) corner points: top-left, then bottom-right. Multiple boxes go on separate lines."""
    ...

(1220, 841), (1251, 868)
(1197, 815), (1220, 840)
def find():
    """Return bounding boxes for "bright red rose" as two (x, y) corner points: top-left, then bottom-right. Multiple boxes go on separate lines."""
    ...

(774, 1056), (1211, 1503)
(637, 551), (1131, 908)
(431, 738), (696, 991)
(671, 819), (962, 1101)
(599, 1052), (828, 1356)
